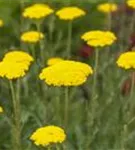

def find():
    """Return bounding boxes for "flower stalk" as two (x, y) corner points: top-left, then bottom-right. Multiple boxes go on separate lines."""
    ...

(9, 80), (21, 150)
(67, 21), (72, 59)
(86, 49), (99, 148)
(36, 21), (45, 65)
(92, 49), (99, 97)
(64, 87), (69, 128)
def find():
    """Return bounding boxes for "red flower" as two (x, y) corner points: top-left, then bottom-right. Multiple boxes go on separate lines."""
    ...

(112, 4), (133, 16)
(79, 44), (94, 58)
(121, 78), (131, 96)
(121, 73), (135, 96)
(129, 33), (135, 50)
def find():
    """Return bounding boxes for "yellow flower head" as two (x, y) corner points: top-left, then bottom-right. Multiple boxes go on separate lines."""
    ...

(3, 51), (34, 70)
(39, 60), (93, 86)
(22, 3), (54, 19)
(117, 51), (135, 69)
(47, 57), (64, 66)
(0, 61), (27, 79)
(21, 31), (44, 43)
(0, 19), (4, 27)
(97, 3), (118, 13)
(127, 0), (135, 9)
(56, 7), (86, 20)
(30, 125), (66, 147)
(0, 51), (33, 79)
(0, 106), (3, 113)
(81, 30), (117, 47)
(3, 51), (34, 64)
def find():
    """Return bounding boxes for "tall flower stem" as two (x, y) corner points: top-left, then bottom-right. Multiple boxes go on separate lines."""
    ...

(36, 21), (45, 66)
(128, 72), (135, 120)
(86, 49), (99, 148)
(106, 12), (112, 30)
(56, 88), (61, 124)
(127, 12), (135, 45)
(64, 87), (69, 128)
(47, 147), (51, 150)
(67, 21), (72, 59)
(30, 44), (36, 60)
(49, 16), (55, 56)
(56, 145), (60, 150)
(121, 124), (128, 150)
(122, 73), (135, 150)
(92, 49), (99, 98)
(130, 73), (135, 101)
(9, 80), (21, 150)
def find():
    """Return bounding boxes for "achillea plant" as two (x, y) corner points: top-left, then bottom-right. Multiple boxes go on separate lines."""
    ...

(117, 51), (135, 150)
(127, 0), (135, 9)
(47, 57), (64, 66)
(30, 125), (66, 148)
(56, 7), (86, 58)
(81, 30), (117, 47)
(39, 60), (93, 86)
(97, 3), (118, 13)
(22, 3), (54, 19)
(39, 60), (93, 127)
(117, 51), (135, 69)
(0, 50), (34, 150)
(21, 31), (44, 43)
(56, 7), (86, 20)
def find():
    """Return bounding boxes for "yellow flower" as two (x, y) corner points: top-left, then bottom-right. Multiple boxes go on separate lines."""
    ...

(127, 0), (135, 9)
(0, 19), (4, 27)
(47, 57), (64, 66)
(21, 31), (44, 43)
(3, 51), (34, 65)
(3, 51), (33, 71)
(81, 30), (116, 47)
(30, 125), (66, 147)
(0, 61), (27, 79)
(0, 51), (33, 79)
(39, 60), (93, 86)
(22, 3), (54, 19)
(117, 51), (135, 69)
(56, 7), (86, 20)
(0, 106), (3, 113)
(97, 3), (118, 13)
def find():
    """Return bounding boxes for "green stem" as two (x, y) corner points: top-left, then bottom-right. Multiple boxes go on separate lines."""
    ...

(122, 73), (135, 150)
(36, 22), (45, 66)
(117, 0), (126, 51)
(49, 15), (55, 42)
(56, 145), (60, 150)
(86, 49), (99, 148)
(9, 80), (21, 150)
(23, 77), (29, 98)
(121, 124), (128, 150)
(49, 16), (55, 57)
(128, 12), (135, 42)
(66, 21), (72, 59)
(92, 49), (99, 98)
(64, 87), (69, 128)
(130, 73), (135, 99)
(128, 73), (135, 117)
(128, 116), (135, 125)
(106, 12), (111, 30)
(124, 11), (135, 50)
(29, 44), (36, 60)
(56, 88), (61, 124)
(47, 147), (51, 150)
